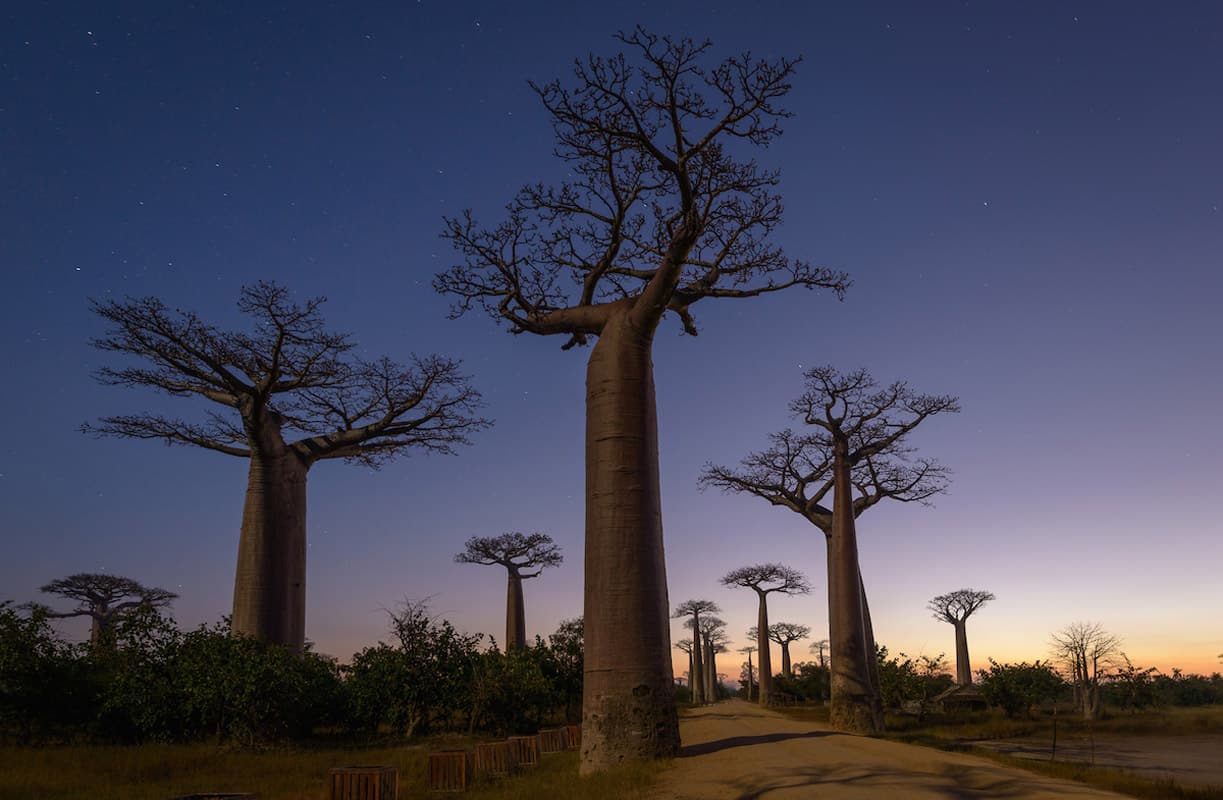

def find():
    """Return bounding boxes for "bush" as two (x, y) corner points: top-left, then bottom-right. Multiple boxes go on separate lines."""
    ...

(977, 659), (1065, 718)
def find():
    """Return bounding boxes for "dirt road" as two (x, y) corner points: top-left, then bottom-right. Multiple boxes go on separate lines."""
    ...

(650, 699), (1127, 799)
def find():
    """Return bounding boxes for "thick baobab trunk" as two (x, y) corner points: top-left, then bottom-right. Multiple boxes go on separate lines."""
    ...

(505, 569), (527, 650)
(746, 650), (755, 701)
(232, 429), (309, 651)
(756, 592), (773, 705)
(705, 637), (717, 702)
(954, 619), (972, 685)
(580, 310), (679, 772)
(828, 438), (883, 733)
(691, 615), (705, 705)
(859, 569), (884, 721)
(780, 643), (792, 678)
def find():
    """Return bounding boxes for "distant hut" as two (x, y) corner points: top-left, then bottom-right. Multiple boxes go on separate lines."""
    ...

(932, 683), (988, 713)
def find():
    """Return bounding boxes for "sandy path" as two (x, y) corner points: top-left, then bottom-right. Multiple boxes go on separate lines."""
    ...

(650, 699), (1127, 799)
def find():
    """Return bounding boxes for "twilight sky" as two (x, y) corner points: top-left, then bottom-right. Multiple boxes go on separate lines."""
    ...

(3, 2), (1220, 679)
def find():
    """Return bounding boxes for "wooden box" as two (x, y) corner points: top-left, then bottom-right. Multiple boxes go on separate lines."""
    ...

(473, 741), (516, 777)
(563, 724), (581, 751)
(329, 765), (397, 800)
(427, 750), (471, 793)
(537, 728), (566, 754)
(507, 735), (540, 768)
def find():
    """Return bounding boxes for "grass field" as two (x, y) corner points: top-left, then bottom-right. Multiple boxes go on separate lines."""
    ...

(0, 738), (663, 800)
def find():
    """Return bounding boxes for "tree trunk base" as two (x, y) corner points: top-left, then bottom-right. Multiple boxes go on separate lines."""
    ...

(580, 677), (679, 774)
(830, 696), (883, 734)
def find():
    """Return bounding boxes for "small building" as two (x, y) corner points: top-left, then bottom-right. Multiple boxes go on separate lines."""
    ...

(932, 683), (988, 713)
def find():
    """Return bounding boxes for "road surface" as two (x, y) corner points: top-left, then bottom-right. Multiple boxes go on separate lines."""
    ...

(650, 699), (1127, 799)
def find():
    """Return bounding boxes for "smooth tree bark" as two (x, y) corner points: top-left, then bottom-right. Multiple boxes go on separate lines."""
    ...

(435, 30), (848, 771)
(455, 532), (562, 650)
(37, 573), (176, 648)
(84, 282), (489, 651)
(674, 599), (719, 706)
(928, 589), (995, 686)
(722, 564), (810, 706)
(691, 615), (727, 703)
(701, 366), (959, 732)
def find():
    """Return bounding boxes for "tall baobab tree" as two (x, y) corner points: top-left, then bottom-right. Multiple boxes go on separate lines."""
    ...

(455, 532), (562, 650)
(702, 366), (958, 732)
(1052, 621), (1121, 720)
(689, 615), (728, 703)
(674, 599), (719, 706)
(435, 30), (849, 770)
(675, 638), (696, 697)
(928, 589), (994, 686)
(738, 644), (757, 700)
(84, 282), (489, 651)
(760, 622), (811, 678)
(38, 573), (176, 648)
(721, 564), (811, 705)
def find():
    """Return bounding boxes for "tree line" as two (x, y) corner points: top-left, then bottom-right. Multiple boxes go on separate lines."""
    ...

(0, 599), (582, 747)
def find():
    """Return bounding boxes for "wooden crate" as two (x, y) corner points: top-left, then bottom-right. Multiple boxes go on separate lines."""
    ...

(329, 765), (397, 800)
(563, 724), (581, 751)
(507, 735), (540, 768)
(427, 750), (472, 793)
(537, 728), (566, 754)
(473, 741), (516, 777)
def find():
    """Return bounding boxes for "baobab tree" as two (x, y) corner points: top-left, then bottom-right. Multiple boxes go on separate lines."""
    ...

(84, 282), (489, 651)
(675, 638), (696, 698)
(721, 564), (810, 705)
(762, 622), (811, 678)
(702, 366), (958, 732)
(928, 588), (994, 686)
(37, 573), (176, 648)
(435, 30), (849, 769)
(738, 645), (757, 700)
(455, 532), (562, 650)
(689, 615), (728, 703)
(674, 599), (719, 706)
(1052, 621), (1121, 720)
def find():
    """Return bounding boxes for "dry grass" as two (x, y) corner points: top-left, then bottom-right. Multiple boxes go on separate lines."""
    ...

(961, 749), (1223, 800)
(0, 739), (663, 800)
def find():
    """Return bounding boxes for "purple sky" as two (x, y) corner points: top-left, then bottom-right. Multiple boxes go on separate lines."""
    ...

(3, 2), (1221, 678)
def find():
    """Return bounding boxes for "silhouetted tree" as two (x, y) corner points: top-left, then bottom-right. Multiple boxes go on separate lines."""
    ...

(436, 29), (849, 770)
(688, 615), (728, 703)
(738, 645), (757, 700)
(84, 282), (489, 651)
(37, 573), (176, 649)
(721, 564), (810, 705)
(767, 622), (811, 678)
(928, 588), (994, 686)
(673, 599), (719, 706)
(1051, 621), (1121, 720)
(675, 638), (696, 696)
(703, 366), (958, 732)
(455, 532), (562, 650)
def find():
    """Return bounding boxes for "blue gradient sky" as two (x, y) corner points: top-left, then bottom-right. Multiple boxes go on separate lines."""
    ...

(3, 2), (1220, 678)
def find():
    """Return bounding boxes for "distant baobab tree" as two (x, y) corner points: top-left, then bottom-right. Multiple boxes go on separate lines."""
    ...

(751, 622), (811, 678)
(455, 532), (562, 650)
(674, 600), (720, 705)
(702, 366), (959, 732)
(675, 638), (696, 696)
(37, 573), (176, 648)
(721, 564), (811, 705)
(928, 589), (995, 686)
(810, 638), (830, 669)
(84, 282), (489, 651)
(738, 644), (757, 700)
(435, 28), (849, 770)
(1052, 621), (1121, 720)
(688, 615), (728, 704)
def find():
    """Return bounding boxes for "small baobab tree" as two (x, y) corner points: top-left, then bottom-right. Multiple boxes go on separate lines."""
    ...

(766, 622), (811, 678)
(675, 638), (696, 696)
(84, 282), (489, 651)
(702, 366), (959, 732)
(455, 532), (562, 650)
(738, 644), (757, 700)
(674, 599), (719, 706)
(435, 29), (849, 770)
(928, 588), (994, 686)
(721, 564), (810, 705)
(691, 615), (728, 703)
(1051, 621), (1121, 720)
(38, 573), (176, 648)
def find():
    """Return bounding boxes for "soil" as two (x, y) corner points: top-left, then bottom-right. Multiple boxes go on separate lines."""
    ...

(974, 732), (1223, 788)
(650, 699), (1128, 799)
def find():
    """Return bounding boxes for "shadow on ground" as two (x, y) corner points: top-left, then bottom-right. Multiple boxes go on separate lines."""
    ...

(681, 730), (836, 757)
